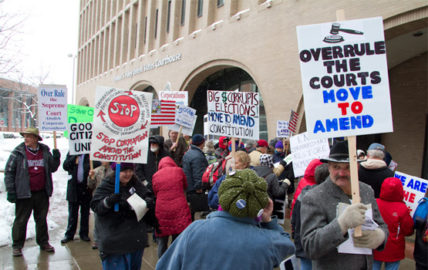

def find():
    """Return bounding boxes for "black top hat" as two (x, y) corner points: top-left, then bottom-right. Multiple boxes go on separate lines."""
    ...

(320, 140), (349, 163)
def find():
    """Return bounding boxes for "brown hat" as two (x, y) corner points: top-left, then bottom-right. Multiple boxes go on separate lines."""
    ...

(20, 127), (43, 141)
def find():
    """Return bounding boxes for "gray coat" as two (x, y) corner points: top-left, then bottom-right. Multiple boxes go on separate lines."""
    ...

(4, 142), (61, 199)
(300, 178), (388, 270)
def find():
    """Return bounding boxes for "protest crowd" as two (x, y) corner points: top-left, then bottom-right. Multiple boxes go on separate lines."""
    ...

(3, 126), (428, 270)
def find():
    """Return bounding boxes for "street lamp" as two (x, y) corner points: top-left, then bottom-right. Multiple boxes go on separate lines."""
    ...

(68, 53), (76, 104)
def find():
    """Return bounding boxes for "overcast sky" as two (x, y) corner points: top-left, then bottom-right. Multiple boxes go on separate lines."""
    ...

(1, 0), (79, 103)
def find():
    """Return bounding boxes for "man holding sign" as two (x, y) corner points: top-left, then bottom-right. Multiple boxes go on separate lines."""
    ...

(300, 141), (388, 270)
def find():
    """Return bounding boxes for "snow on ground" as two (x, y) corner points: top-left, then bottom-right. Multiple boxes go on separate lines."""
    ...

(0, 134), (70, 247)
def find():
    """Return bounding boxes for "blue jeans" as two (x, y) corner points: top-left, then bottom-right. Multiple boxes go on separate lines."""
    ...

(101, 250), (144, 270)
(300, 257), (312, 270)
(373, 260), (400, 270)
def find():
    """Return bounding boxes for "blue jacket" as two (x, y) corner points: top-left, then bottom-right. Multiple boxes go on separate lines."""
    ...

(207, 175), (226, 209)
(182, 144), (208, 192)
(156, 211), (295, 270)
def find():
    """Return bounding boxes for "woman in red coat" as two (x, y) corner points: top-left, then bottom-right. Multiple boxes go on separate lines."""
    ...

(152, 156), (192, 258)
(373, 177), (414, 270)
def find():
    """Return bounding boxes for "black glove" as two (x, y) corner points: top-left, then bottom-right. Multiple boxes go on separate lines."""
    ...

(105, 193), (122, 208)
(7, 193), (16, 203)
(52, 149), (61, 159)
(279, 159), (287, 167)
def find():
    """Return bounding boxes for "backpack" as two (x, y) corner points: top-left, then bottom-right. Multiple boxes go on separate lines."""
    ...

(202, 158), (226, 190)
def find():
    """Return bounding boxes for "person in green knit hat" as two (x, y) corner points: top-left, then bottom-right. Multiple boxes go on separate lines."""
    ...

(156, 168), (295, 270)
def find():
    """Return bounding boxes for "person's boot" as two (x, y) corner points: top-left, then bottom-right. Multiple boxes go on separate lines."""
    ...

(12, 248), (22, 257)
(40, 243), (55, 253)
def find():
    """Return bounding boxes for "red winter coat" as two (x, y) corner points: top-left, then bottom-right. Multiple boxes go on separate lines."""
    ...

(152, 156), (192, 237)
(374, 177), (414, 262)
(290, 159), (323, 216)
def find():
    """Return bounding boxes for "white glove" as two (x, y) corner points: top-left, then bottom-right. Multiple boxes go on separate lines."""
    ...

(337, 203), (367, 234)
(353, 228), (385, 249)
(282, 179), (291, 186)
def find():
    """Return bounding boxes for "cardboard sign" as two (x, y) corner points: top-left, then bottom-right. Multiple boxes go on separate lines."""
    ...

(206, 90), (259, 140)
(296, 17), (393, 138)
(289, 132), (330, 177)
(37, 84), (68, 131)
(277, 120), (290, 138)
(90, 86), (152, 163)
(394, 171), (428, 216)
(68, 122), (92, 155)
(175, 106), (196, 129)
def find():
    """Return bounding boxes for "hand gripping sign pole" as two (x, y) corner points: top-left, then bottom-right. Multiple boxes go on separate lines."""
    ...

(335, 9), (362, 237)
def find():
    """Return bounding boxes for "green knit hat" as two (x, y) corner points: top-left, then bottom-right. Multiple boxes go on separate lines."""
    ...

(218, 169), (269, 218)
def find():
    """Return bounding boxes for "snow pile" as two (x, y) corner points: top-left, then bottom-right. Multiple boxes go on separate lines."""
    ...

(0, 136), (70, 247)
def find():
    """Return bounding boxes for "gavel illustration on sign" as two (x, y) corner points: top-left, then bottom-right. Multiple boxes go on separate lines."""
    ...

(323, 22), (364, 43)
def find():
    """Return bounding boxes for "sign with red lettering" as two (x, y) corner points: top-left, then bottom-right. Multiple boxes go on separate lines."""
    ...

(395, 171), (428, 216)
(90, 86), (152, 163)
(296, 17), (393, 138)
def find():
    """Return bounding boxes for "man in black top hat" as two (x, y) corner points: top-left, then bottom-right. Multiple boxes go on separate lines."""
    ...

(299, 140), (388, 270)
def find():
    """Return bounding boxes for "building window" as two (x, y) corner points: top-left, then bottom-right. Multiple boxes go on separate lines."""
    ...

(154, 9), (158, 39)
(166, 0), (171, 33)
(217, 0), (224, 7)
(181, 0), (186, 26)
(197, 0), (203, 17)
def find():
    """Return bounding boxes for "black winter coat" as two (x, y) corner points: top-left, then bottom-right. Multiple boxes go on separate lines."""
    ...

(63, 153), (100, 203)
(91, 173), (154, 258)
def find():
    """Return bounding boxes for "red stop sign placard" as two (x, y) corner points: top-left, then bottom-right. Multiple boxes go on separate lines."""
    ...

(108, 95), (140, 127)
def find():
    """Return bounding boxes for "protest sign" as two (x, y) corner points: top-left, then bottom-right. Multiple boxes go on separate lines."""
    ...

(68, 122), (92, 155)
(175, 106), (196, 129)
(151, 99), (176, 126)
(288, 110), (299, 134)
(206, 90), (259, 140)
(159, 91), (188, 107)
(296, 17), (393, 139)
(68, 104), (94, 123)
(394, 171), (428, 216)
(277, 120), (290, 138)
(289, 132), (330, 177)
(64, 104), (94, 137)
(90, 86), (152, 164)
(37, 84), (68, 131)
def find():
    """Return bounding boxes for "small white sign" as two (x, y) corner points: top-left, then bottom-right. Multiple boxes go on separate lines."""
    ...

(68, 122), (92, 155)
(394, 171), (428, 216)
(175, 106), (197, 129)
(277, 120), (290, 138)
(289, 132), (330, 177)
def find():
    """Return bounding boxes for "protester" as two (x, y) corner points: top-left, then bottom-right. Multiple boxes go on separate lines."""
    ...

(373, 177), (414, 270)
(359, 143), (394, 198)
(135, 135), (169, 191)
(61, 153), (100, 244)
(4, 127), (61, 256)
(208, 150), (251, 209)
(273, 140), (285, 163)
(357, 149), (366, 160)
(163, 130), (188, 167)
(245, 140), (257, 153)
(182, 134), (209, 220)
(214, 136), (229, 159)
(413, 189), (428, 270)
(152, 156), (192, 258)
(87, 161), (113, 249)
(249, 139), (269, 166)
(290, 159), (323, 216)
(156, 168), (296, 269)
(253, 154), (289, 200)
(91, 163), (154, 270)
(300, 140), (388, 270)
(291, 163), (329, 270)
(203, 140), (217, 165)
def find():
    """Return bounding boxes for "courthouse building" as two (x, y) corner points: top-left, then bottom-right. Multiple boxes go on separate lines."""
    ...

(75, 0), (427, 177)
